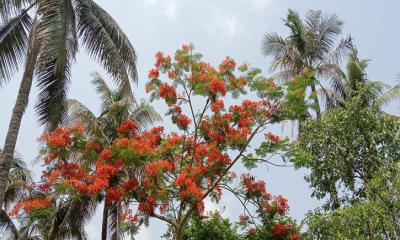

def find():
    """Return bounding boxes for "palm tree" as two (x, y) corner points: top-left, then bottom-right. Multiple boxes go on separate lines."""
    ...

(66, 73), (161, 240)
(0, 0), (137, 210)
(262, 9), (353, 118)
(322, 49), (400, 110)
(0, 150), (32, 240)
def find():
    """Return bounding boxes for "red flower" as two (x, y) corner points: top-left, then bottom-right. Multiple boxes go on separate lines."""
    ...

(148, 68), (160, 79)
(289, 232), (302, 240)
(209, 78), (227, 96)
(116, 120), (138, 135)
(265, 132), (280, 143)
(176, 114), (191, 130)
(182, 44), (192, 52)
(239, 214), (249, 222)
(276, 195), (289, 215)
(219, 57), (236, 73)
(211, 100), (224, 112)
(271, 223), (292, 235)
(159, 83), (177, 105)
(155, 51), (164, 67)
(168, 70), (177, 79)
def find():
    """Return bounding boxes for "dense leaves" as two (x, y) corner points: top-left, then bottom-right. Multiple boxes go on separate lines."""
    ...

(296, 96), (400, 209)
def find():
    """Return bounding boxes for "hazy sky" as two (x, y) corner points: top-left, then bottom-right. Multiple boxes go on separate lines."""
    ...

(1, 0), (399, 239)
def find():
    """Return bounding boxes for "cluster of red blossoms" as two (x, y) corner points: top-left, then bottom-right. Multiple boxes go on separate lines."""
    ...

(10, 196), (52, 216)
(266, 131), (280, 143)
(271, 223), (301, 239)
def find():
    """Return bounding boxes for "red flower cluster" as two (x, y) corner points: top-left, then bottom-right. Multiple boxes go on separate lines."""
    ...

(144, 159), (175, 177)
(159, 83), (177, 105)
(219, 56), (236, 73)
(10, 197), (52, 216)
(241, 173), (271, 201)
(148, 68), (160, 79)
(239, 214), (249, 222)
(211, 100), (224, 113)
(116, 120), (138, 135)
(266, 132), (280, 143)
(271, 223), (293, 235)
(176, 114), (191, 130)
(209, 78), (227, 96)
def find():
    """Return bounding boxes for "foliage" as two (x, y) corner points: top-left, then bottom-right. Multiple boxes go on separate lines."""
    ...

(321, 48), (400, 110)
(0, 0), (137, 129)
(10, 45), (301, 240)
(295, 96), (400, 209)
(180, 213), (241, 240)
(303, 163), (400, 239)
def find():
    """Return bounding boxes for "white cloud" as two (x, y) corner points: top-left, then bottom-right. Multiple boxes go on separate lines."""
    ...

(204, 13), (244, 42)
(251, 0), (274, 10)
(144, 0), (178, 18)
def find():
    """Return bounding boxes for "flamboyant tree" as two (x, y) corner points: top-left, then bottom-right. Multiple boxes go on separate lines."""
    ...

(10, 45), (301, 240)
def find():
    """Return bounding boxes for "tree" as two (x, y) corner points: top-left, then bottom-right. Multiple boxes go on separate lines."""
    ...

(262, 9), (353, 118)
(0, 0), (137, 210)
(66, 73), (160, 240)
(322, 48), (400, 110)
(295, 96), (400, 209)
(10, 45), (302, 240)
(303, 163), (400, 239)
(0, 151), (32, 239)
(180, 213), (242, 240)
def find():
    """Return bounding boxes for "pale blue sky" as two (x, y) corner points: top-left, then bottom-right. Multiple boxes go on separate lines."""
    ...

(1, 0), (399, 239)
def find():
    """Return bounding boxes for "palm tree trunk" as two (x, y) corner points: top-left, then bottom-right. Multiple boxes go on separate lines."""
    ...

(0, 25), (39, 208)
(102, 202), (108, 240)
(310, 81), (321, 118)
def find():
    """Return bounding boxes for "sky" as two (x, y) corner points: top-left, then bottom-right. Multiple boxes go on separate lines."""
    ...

(1, 0), (400, 239)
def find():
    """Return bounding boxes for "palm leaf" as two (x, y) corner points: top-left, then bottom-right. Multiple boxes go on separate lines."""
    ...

(48, 197), (97, 240)
(129, 100), (162, 132)
(0, 209), (18, 239)
(76, 0), (137, 96)
(91, 72), (115, 115)
(35, 0), (77, 129)
(321, 35), (353, 66)
(0, 0), (34, 21)
(376, 84), (400, 107)
(0, 10), (32, 86)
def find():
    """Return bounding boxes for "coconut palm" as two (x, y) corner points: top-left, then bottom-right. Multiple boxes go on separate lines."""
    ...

(66, 73), (161, 240)
(262, 9), (353, 118)
(322, 49), (400, 110)
(0, 150), (32, 239)
(0, 0), (137, 210)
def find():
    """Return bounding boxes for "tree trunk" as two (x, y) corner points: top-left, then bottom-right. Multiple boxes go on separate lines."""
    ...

(174, 226), (182, 240)
(102, 202), (108, 240)
(310, 81), (321, 119)
(0, 24), (39, 208)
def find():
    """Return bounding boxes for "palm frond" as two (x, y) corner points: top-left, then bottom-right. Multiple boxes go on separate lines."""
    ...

(48, 197), (97, 240)
(285, 9), (306, 55)
(66, 99), (100, 136)
(314, 12), (343, 61)
(91, 72), (114, 115)
(4, 155), (32, 210)
(0, 10), (32, 86)
(0, 0), (34, 21)
(321, 35), (353, 66)
(129, 100), (162, 132)
(76, 0), (136, 97)
(376, 84), (400, 107)
(261, 32), (287, 58)
(35, 0), (77, 129)
(0, 209), (18, 239)
(107, 202), (123, 240)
